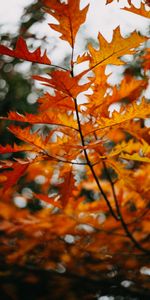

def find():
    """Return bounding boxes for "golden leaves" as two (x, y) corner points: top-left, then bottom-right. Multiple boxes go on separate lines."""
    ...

(0, 0), (150, 264)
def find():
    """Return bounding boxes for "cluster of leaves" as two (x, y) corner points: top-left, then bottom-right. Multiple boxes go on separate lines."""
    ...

(0, 0), (150, 283)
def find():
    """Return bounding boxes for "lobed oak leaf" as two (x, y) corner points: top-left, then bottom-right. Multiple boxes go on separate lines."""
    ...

(88, 27), (147, 69)
(0, 143), (34, 154)
(106, 159), (136, 190)
(8, 125), (47, 153)
(0, 37), (51, 65)
(96, 76), (148, 117)
(1, 110), (78, 131)
(121, 120), (150, 142)
(96, 98), (150, 129)
(43, 0), (89, 47)
(37, 92), (75, 112)
(123, 3), (150, 19)
(108, 139), (150, 159)
(33, 70), (91, 98)
(87, 66), (109, 115)
(76, 52), (90, 64)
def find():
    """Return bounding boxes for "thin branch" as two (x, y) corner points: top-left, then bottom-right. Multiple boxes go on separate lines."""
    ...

(37, 151), (89, 166)
(92, 128), (150, 254)
(93, 131), (120, 219)
(46, 154), (88, 166)
(116, 203), (150, 255)
(48, 64), (70, 72)
(103, 160), (150, 253)
(126, 205), (150, 226)
(73, 98), (118, 221)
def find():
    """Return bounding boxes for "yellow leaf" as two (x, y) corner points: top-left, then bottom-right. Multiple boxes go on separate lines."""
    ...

(88, 27), (147, 68)
(97, 98), (150, 129)
(120, 152), (150, 163)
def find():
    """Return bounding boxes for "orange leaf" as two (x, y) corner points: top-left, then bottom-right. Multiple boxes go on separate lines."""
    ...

(0, 143), (34, 154)
(123, 3), (150, 19)
(33, 70), (91, 98)
(8, 125), (47, 152)
(43, 0), (89, 47)
(38, 92), (75, 112)
(1, 110), (78, 131)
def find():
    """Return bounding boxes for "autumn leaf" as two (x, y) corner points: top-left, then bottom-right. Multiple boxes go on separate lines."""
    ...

(123, 3), (150, 19)
(8, 125), (47, 152)
(0, 143), (34, 154)
(96, 98), (150, 129)
(108, 139), (150, 159)
(1, 110), (78, 131)
(43, 0), (89, 47)
(0, 161), (29, 193)
(120, 153), (150, 163)
(35, 193), (62, 209)
(0, 37), (51, 65)
(142, 48), (150, 71)
(88, 27), (147, 69)
(58, 168), (75, 208)
(37, 92), (75, 112)
(88, 75), (147, 117)
(33, 69), (91, 98)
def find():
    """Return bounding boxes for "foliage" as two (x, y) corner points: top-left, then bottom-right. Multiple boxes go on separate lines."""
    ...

(0, 0), (150, 292)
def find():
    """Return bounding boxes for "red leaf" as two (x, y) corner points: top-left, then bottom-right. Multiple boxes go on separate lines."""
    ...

(0, 162), (29, 193)
(35, 193), (62, 209)
(0, 37), (51, 65)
